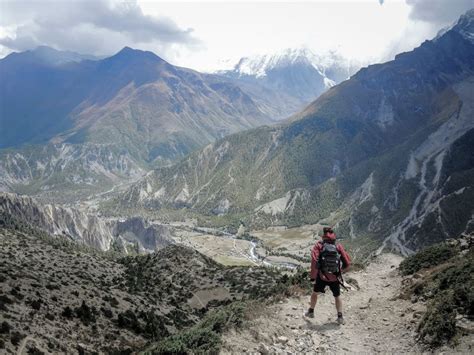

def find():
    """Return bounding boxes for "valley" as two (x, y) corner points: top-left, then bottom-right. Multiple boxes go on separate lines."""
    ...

(0, 5), (473, 354)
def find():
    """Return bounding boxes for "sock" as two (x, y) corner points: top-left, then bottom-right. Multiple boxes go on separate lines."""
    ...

(308, 308), (314, 313)
(337, 312), (343, 317)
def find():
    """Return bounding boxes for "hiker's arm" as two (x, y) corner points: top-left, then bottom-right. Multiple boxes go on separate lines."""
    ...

(339, 245), (351, 273)
(310, 244), (320, 281)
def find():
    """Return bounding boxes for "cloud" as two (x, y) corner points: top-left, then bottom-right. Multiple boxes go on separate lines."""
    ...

(382, 0), (473, 62)
(0, 0), (200, 56)
(406, 0), (473, 26)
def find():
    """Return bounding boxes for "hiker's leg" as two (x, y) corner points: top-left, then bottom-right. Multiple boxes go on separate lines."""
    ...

(306, 279), (324, 317)
(310, 291), (318, 309)
(329, 282), (342, 313)
(335, 296), (342, 313)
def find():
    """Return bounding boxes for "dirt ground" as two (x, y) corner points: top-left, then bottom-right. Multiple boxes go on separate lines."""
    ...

(221, 253), (425, 354)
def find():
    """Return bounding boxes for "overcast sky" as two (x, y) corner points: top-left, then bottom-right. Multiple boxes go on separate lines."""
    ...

(0, 0), (472, 71)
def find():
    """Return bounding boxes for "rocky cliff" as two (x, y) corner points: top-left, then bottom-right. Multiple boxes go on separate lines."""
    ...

(0, 192), (172, 252)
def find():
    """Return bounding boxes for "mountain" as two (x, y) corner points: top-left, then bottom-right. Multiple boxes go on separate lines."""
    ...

(219, 48), (364, 119)
(119, 10), (474, 254)
(1, 46), (100, 67)
(0, 46), (273, 200)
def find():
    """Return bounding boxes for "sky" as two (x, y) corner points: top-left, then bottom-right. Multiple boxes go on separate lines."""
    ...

(0, 0), (472, 72)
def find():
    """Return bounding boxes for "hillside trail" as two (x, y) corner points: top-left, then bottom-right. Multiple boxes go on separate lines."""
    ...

(221, 253), (424, 354)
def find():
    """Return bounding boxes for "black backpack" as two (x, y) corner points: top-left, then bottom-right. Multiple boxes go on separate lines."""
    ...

(319, 242), (341, 275)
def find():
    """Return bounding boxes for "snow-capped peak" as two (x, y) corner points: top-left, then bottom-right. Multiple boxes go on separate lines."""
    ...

(226, 47), (363, 88)
(233, 47), (320, 78)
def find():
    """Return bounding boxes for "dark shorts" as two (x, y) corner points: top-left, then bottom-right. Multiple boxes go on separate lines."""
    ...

(313, 275), (341, 297)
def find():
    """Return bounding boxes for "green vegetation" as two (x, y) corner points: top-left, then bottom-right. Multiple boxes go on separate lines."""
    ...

(144, 302), (246, 354)
(417, 249), (473, 346)
(399, 243), (459, 276)
(400, 238), (473, 347)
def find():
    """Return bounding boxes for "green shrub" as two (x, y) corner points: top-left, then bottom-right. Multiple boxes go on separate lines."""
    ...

(415, 249), (474, 346)
(399, 243), (458, 276)
(418, 293), (457, 346)
(149, 327), (221, 354)
(144, 302), (248, 354)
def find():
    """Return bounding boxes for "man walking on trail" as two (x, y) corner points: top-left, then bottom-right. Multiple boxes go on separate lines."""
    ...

(305, 227), (351, 324)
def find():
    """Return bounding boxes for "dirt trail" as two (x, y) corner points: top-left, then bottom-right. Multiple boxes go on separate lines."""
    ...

(221, 253), (424, 354)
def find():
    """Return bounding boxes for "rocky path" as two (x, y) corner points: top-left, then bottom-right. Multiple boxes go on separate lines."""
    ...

(221, 253), (424, 354)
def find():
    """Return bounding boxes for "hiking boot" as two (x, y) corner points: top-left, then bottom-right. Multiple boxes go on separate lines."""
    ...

(337, 314), (345, 325)
(304, 309), (315, 318)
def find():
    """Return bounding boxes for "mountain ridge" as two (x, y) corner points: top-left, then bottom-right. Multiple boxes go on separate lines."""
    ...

(117, 10), (474, 254)
(0, 46), (276, 200)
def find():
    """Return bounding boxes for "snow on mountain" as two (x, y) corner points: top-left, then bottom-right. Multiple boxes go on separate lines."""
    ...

(226, 47), (364, 87)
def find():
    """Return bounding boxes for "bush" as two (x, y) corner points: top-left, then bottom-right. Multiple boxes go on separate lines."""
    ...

(145, 302), (248, 354)
(117, 310), (141, 333)
(150, 327), (221, 354)
(414, 249), (474, 346)
(399, 243), (458, 276)
(418, 294), (457, 346)
(75, 301), (96, 325)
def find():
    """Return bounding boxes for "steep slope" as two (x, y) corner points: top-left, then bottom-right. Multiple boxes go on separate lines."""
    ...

(119, 10), (474, 254)
(0, 47), (272, 200)
(0, 222), (287, 354)
(219, 48), (363, 119)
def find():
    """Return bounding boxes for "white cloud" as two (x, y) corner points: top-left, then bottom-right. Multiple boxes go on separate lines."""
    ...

(0, 0), (200, 56)
(407, 0), (473, 26)
(0, 0), (471, 71)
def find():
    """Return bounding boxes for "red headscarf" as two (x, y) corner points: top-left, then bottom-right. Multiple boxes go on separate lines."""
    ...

(322, 227), (336, 242)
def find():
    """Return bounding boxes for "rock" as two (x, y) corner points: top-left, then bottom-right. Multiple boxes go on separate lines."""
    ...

(258, 343), (270, 355)
(277, 336), (289, 344)
(456, 317), (474, 333)
(459, 239), (469, 250)
(311, 334), (321, 347)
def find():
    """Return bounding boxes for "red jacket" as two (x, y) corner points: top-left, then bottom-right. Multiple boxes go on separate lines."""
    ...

(310, 236), (351, 282)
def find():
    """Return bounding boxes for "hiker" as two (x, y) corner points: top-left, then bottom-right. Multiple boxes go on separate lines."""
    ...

(305, 227), (351, 324)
